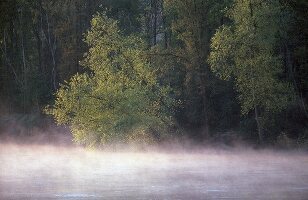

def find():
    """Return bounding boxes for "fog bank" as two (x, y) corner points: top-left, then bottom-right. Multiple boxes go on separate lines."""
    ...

(0, 144), (307, 200)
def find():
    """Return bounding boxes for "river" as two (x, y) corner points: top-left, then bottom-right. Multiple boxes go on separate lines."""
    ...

(0, 144), (307, 200)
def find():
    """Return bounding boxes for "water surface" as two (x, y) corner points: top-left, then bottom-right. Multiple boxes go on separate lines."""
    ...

(0, 144), (307, 200)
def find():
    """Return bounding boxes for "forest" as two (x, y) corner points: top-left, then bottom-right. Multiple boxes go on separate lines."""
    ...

(0, 0), (307, 148)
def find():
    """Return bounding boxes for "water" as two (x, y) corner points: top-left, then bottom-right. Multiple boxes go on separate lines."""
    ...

(0, 144), (308, 200)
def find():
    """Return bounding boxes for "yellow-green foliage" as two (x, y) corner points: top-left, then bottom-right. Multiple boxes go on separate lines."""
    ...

(46, 13), (176, 147)
(209, 0), (294, 115)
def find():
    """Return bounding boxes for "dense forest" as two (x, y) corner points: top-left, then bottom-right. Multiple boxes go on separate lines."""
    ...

(0, 0), (307, 148)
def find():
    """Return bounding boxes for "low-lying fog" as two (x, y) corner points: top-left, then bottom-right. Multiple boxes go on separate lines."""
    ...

(0, 143), (308, 200)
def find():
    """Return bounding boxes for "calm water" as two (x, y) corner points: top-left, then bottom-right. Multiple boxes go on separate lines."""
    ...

(0, 144), (308, 200)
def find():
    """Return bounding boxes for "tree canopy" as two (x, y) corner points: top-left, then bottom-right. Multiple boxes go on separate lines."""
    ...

(209, 0), (295, 142)
(0, 0), (307, 147)
(46, 14), (177, 147)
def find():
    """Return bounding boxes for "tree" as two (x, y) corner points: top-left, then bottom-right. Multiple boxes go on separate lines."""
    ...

(46, 14), (176, 147)
(162, 0), (234, 137)
(281, 0), (308, 130)
(209, 0), (294, 143)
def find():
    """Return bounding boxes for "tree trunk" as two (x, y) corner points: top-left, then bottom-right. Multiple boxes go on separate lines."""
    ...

(202, 93), (210, 138)
(46, 13), (57, 91)
(151, 0), (158, 46)
(254, 105), (263, 144)
(285, 43), (308, 120)
(161, 2), (169, 49)
(19, 8), (27, 113)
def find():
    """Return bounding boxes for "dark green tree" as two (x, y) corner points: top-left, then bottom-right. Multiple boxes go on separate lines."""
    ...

(161, 0), (235, 137)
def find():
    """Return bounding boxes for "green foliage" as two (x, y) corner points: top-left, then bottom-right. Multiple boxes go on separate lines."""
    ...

(1, 0), (306, 146)
(163, 0), (238, 134)
(209, 0), (294, 115)
(46, 13), (177, 147)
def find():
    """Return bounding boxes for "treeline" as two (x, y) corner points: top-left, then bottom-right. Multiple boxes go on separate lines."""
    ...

(0, 0), (307, 146)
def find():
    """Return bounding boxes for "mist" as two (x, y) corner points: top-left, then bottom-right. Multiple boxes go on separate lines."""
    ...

(1, 140), (308, 200)
(1, 0), (307, 199)
(0, 112), (307, 200)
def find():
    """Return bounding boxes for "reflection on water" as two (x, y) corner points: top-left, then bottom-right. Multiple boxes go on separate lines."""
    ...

(0, 144), (308, 200)
(55, 194), (96, 198)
